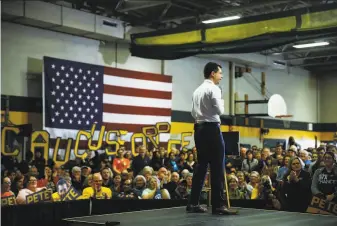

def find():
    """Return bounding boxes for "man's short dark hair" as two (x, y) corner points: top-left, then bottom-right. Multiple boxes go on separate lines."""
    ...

(204, 62), (222, 79)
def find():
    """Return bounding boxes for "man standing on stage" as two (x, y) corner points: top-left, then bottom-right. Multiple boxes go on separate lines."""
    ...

(186, 62), (236, 215)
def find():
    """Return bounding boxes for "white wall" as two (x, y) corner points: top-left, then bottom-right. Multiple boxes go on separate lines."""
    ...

(235, 66), (318, 122)
(1, 22), (319, 123)
(319, 72), (337, 123)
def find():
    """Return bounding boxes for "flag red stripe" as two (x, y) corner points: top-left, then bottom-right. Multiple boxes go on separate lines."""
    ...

(49, 139), (169, 150)
(104, 67), (172, 83)
(102, 123), (157, 133)
(104, 85), (172, 99)
(103, 104), (171, 116)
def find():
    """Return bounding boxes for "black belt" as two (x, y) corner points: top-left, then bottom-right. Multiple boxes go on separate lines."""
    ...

(195, 121), (220, 125)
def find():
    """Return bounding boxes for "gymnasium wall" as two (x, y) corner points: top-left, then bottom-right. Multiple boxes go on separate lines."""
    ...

(1, 22), (335, 151)
(319, 72), (337, 123)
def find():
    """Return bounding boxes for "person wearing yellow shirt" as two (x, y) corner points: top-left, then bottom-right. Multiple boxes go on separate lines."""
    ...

(82, 173), (112, 199)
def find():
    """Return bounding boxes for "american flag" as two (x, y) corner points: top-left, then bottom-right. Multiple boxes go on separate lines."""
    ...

(43, 57), (172, 148)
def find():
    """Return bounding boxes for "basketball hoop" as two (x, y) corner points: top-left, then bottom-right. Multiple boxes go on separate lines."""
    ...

(275, 115), (293, 129)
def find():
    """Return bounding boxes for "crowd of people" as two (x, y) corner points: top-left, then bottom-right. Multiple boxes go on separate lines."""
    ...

(1, 136), (337, 213)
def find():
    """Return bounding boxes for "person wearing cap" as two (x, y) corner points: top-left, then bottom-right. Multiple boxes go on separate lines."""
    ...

(226, 175), (244, 200)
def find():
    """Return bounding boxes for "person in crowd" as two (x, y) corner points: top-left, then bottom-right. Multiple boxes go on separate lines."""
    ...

(276, 156), (291, 182)
(236, 171), (250, 199)
(37, 166), (56, 192)
(311, 153), (318, 162)
(111, 174), (122, 198)
(261, 156), (278, 183)
(113, 148), (130, 175)
(174, 180), (189, 199)
(311, 151), (337, 202)
(241, 150), (258, 173)
(132, 146), (151, 176)
(71, 166), (85, 192)
(11, 175), (25, 196)
(287, 146), (298, 158)
(16, 175), (45, 204)
(280, 157), (312, 212)
(117, 179), (137, 199)
(1, 177), (15, 198)
(309, 147), (325, 176)
(141, 176), (170, 199)
(163, 172), (180, 198)
(132, 175), (147, 199)
(101, 167), (113, 188)
(226, 175), (245, 199)
(165, 152), (179, 172)
(31, 150), (46, 177)
(272, 144), (284, 159)
(299, 150), (312, 169)
(82, 174), (93, 188)
(81, 166), (91, 178)
(287, 136), (301, 150)
(185, 173), (193, 196)
(151, 150), (163, 171)
(248, 171), (260, 199)
(185, 153), (196, 173)
(82, 173), (112, 199)
(52, 177), (72, 202)
(258, 175), (281, 210)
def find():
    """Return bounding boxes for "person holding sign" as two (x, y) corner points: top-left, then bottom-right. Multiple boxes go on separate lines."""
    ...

(311, 151), (337, 202)
(187, 62), (237, 215)
(1, 177), (16, 206)
(1, 177), (15, 198)
(82, 173), (112, 199)
(16, 176), (45, 204)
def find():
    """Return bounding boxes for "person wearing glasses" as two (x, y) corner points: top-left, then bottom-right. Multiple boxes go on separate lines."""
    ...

(311, 151), (337, 202)
(1, 177), (15, 198)
(16, 176), (45, 204)
(82, 173), (112, 199)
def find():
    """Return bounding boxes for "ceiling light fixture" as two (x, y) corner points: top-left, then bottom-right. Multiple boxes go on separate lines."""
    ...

(293, 42), (329, 49)
(202, 15), (241, 24)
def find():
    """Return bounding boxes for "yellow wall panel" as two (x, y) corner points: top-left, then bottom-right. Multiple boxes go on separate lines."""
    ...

(1, 111), (29, 125)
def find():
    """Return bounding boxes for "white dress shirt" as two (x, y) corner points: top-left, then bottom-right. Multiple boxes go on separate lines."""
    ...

(191, 79), (225, 123)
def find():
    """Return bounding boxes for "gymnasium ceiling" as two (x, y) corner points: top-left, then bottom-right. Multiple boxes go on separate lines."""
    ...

(48, 0), (337, 73)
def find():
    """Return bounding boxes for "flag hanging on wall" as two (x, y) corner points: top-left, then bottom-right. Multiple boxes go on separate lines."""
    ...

(43, 56), (172, 146)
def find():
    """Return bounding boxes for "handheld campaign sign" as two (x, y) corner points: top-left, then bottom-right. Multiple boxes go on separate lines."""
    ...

(1, 195), (16, 206)
(306, 195), (337, 216)
(56, 178), (71, 200)
(26, 189), (53, 204)
(62, 186), (81, 201)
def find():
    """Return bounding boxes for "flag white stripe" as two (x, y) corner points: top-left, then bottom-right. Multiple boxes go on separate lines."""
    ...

(103, 94), (171, 109)
(103, 112), (171, 125)
(104, 75), (172, 92)
(44, 127), (171, 142)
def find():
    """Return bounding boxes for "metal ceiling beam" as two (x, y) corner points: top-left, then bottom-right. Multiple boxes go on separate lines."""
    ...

(292, 59), (337, 67)
(161, 0), (296, 23)
(271, 46), (337, 55)
(284, 54), (337, 61)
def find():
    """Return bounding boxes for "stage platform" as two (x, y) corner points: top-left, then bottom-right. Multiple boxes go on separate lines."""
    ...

(63, 206), (336, 226)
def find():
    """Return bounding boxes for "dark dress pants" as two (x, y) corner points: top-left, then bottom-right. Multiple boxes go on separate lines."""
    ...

(188, 122), (225, 209)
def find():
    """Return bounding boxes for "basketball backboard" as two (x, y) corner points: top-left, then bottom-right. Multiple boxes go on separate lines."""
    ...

(267, 94), (291, 118)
